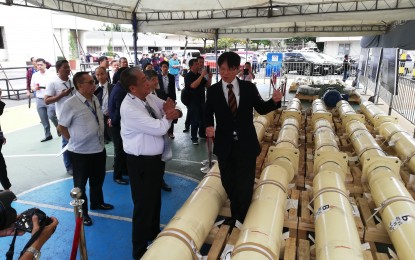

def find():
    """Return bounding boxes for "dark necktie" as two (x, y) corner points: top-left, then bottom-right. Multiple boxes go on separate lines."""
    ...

(227, 84), (237, 116)
(144, 101), (158, 119)
(94, 86), (104, 106)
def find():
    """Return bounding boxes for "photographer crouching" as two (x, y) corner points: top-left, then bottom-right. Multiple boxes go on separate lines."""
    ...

(0, 190), (59, 260)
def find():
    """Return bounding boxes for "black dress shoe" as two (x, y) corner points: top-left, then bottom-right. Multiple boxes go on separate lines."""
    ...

(114, 178), (129, 185)
(183, 128), (190, 133)
(83, 215), (93, 226)
(161, 181), (172, 192)
(41, 136), (53, 142)
(90, 203), (114, 210)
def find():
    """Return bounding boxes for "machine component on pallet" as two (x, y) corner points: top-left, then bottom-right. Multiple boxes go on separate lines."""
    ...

(296, 80), (358, 105)
(311, 99), (363, 259)
(338, 101), (415, 260)
(142, 163), (227, 260)
(232, 99), (301, 260)
(360, 101), (415, 177)
(254, 111), (275, 143)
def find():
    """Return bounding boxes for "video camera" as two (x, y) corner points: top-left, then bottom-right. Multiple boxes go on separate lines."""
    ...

(0, 191), (52, 232)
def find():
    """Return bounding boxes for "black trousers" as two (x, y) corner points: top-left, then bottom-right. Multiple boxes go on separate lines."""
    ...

(127, 154), (164, 259)
(0, 142), (11, 190)
(104, 115), (112, 141)
(217, 140), (256, 223)
(111, 125), (127, 180)
(69, 150), (106, 216)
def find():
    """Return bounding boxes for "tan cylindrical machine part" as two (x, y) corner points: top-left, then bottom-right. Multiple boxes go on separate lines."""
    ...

(313, 171), (363, 260)
(379, 122), (415, 175)
(142, 163), (227, 260)
(312, 99), (362, 259)
(336, 100), (357, 118)
(232, 165), (292, 260)
(254, 114), (272, 143)
(232, 100), (301, 259)
(339, 101), (415, 260)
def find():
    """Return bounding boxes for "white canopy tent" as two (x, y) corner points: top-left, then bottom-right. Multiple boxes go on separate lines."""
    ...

(1, 0), (415, 38)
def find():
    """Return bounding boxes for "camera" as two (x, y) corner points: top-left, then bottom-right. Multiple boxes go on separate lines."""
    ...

(0, 191), (17, 230)
(243, 68), (249, 75)
(15, 208), (53, 233)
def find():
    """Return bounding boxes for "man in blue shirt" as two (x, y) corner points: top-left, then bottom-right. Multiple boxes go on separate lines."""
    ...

(168, 53), (181, 91)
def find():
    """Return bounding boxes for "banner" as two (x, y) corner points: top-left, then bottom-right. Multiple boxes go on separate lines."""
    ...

(380, 48), (398, 95)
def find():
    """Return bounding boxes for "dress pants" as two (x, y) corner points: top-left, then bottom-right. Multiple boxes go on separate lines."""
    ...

(217, 140), (256, 223)
(62, 136), (71, 170)
(189, 102), (206, 141)
(36, 98), (58, 138)
(69, 150), (106, 216)
(0, 142), (11, 190)
(127, 154), (164, 259)
(111, 125), (127, 180)
(173, 73), (180, 90)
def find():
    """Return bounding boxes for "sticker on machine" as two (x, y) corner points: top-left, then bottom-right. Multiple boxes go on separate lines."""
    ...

(389, 214), (415, 232)
(314, 204), (334, 221)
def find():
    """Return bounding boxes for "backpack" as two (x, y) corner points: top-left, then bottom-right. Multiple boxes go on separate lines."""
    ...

(180, 87), (190, 106)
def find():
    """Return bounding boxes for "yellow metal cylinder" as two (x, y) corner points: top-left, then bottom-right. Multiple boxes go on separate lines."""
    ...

(359, 101), (381, 122)
(312, 99), (328, 113)
(367, 167), (415, 260)
(254, 115), (271, 142)
(287, 97), (302, 111)
(346, 120), (385, 160)
(142, 163), (227, 260)
(336, 100), (356, 118)
(314, 119), (338, 154)
(340, 103), (415, 260)
(379, 122), (415, 175)
(232, 165), (290, 260)
(313, 171), (363, 260)
(275, 118), (299, 150)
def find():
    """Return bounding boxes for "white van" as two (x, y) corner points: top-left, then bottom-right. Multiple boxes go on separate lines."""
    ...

(174, 49), (201, 60)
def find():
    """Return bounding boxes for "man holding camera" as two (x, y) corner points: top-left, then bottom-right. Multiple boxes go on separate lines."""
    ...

(45, 60), (75, 176)
(238, 62), (255, 82)
(185, 58), (212, 145)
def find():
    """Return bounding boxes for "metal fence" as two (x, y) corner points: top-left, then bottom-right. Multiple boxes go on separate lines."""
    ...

(393, 77), (415, 124)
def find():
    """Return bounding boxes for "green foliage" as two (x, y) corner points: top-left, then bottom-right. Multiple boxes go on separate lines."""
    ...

(285, 37), (316, 44)
(69, 33), (77, 59)
(251, 40), (271, 50)
(107, 38), (114, 54)
(99, 23), (122, 32)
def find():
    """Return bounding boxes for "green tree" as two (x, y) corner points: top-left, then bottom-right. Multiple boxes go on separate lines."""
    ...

(251, 40), (271, 50)
(106, 38), (115, 56)
(99, 23), (122, 32)
(69, 33), (78, 59)
(217, 38), (233, 51)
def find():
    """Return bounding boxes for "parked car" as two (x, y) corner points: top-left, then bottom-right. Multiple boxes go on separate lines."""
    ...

(282, 52), (342, 76)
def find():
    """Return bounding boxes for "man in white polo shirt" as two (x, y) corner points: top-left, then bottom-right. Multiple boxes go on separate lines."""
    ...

(30, 58), (58, 142)
(58, 71), (114, 226)
(45, 59), (75, 175)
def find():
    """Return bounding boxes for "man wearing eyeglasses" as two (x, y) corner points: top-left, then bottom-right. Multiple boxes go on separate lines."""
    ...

(30, 58), (59, 142)
(58, 72), (114, 226)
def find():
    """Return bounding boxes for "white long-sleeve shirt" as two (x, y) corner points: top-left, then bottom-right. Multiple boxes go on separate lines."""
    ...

(120, 93), (172, 156)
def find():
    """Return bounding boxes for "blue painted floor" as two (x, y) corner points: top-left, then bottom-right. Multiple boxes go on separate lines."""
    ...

(0, 172), (198, 260)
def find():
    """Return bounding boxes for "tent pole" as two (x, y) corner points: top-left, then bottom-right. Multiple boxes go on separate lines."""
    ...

(132, 12), (138, 66)
(215, 29), (218, 82)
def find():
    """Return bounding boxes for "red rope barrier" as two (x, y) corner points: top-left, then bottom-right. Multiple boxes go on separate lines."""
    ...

(70, 216), (83, 260)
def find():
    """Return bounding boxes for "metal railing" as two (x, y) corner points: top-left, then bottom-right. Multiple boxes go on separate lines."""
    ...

(0, 66), (32, 100)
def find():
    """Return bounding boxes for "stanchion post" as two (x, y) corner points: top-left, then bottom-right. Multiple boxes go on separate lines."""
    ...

(70, 188), (88, 260)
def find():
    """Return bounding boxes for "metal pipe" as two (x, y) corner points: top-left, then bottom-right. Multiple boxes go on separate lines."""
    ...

(311, 100), (363, 259)
(232, 99), (301, 259)
(360, 101), (415, 176)
(142, 163), (227, 259)
(339, 101), (415, 260)
(70, 188), (88, 260)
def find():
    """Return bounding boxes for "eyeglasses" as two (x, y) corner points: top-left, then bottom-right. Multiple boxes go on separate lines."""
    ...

(80, 80), (95, 85)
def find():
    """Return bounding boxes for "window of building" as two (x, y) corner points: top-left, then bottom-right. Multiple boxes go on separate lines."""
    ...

(129, 47), (143, 52)
(338, 43), (350, 56)
(87, 46), (100, 53)
(0, 27), (4, 49)
(114, 46), (123, 52)
(164, 47), (172, 50)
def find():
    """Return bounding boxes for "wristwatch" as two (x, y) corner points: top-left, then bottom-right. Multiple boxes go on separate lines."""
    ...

(26, 246), (41, 259)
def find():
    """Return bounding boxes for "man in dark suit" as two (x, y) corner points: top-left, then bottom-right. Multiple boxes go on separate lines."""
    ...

(0, 90), (11, 191)
(94, 67), (114, 145)
(205, 52), (283, 227)
(157, 61), (177, 139)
